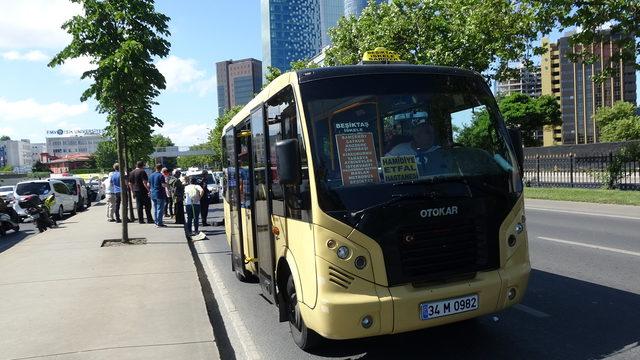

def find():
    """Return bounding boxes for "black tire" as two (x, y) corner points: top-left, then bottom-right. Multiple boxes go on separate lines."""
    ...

(71, 203), (77, 216)
(57, 206), (64, 220)
(13, 225), (19, 232)
(78, 197), (85, 211)
(286, 274), (322, 350)
(0, 227), (6, 236)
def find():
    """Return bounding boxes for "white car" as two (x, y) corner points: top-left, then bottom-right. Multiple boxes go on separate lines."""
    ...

(0, 185), (15, 203)
(13, 180), (77, 220)
(186, 170), (220, 202)
(53, 176), (90, 211)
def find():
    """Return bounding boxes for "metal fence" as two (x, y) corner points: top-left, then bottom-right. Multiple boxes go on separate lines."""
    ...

(523, 152), (640, 190)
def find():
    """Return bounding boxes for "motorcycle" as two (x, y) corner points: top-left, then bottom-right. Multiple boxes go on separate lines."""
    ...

(0, 200), (20, 236)
(19, 194), (56, 233)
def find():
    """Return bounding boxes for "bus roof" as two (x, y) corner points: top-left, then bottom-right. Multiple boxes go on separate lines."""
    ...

(221, 65), (483, 136)
(295, 65), (482, 84)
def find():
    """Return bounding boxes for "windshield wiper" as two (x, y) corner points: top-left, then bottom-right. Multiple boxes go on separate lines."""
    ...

(393, 175), (510, 198)
(350, 192), (439, 224)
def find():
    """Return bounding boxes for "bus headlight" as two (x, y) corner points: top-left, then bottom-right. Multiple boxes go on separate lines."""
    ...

(336, 246), (350, 260)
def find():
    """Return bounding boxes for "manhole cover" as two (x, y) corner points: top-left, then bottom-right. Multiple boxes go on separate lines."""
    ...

(101, 238), (147, 247)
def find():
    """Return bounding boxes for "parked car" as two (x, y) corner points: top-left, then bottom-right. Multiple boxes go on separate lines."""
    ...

(186, 170), (220, 203)
(53, 176), (90, 211)
(13, 180), (77, 220)
(0, 185), (15, 203)
(87, 177), (105, 202)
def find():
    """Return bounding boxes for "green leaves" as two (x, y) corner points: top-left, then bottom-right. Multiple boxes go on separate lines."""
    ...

(594, 101), (640, 142)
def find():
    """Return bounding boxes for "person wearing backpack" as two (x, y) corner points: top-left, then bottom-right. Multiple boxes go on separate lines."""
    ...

(184, 176), (204, 236)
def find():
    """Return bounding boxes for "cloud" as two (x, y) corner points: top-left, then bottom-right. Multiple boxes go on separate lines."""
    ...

(2, 50), (49, 62)
(154, 123), (211, 146)
(0, 97), (88, 124)
(58, 56), (96, 78)
(0, 0), (82, 49)
(156, 56), (206, 92)
(191, 76), (217, 97)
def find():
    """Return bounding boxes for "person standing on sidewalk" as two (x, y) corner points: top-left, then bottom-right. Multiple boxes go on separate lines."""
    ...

(103, 168), (115, 222)
(199, 170), (211, 227)
(110, 163), (122, 223)
(129, 161), (153, 224)
(184, 176), (203, 236)
(149, 164), (167, 227)
(162, 168), (174, 218)
(170, 169), (185, 224)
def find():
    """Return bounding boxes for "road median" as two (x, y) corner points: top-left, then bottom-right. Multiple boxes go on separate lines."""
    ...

(525, 187), (640, 206)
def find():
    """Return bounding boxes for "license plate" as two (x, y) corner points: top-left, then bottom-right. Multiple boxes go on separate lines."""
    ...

(420, 294), (479, 320)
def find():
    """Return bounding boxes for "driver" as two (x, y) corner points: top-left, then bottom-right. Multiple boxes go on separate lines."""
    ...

(385, 119), (440, 156)
(385, 119), (443, 175)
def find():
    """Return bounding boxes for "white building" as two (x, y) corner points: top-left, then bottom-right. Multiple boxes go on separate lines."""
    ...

(31, 143), (46, 163)
(0, 139), (32, 170)
(46, 135), (107, 157)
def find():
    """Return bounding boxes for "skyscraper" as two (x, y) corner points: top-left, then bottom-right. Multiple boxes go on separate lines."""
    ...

(344, 0), (384, 17)
(261, 0), (322, 72)
(216, 59), (263, 116)
(320, 0), (344, 47)
(541, 31), (637, 145)
(496, 67), (542, 97)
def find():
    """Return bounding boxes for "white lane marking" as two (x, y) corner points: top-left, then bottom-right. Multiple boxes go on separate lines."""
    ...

(196, 241), (262, 360)
(513, 304), (550, 318)
(526, 207), (640, 221)
(538, 236), (640, 257)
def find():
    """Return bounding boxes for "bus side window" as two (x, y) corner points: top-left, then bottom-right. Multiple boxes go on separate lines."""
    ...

(267, 86), (310, 222)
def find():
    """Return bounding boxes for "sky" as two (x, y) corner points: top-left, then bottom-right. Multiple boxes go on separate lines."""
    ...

(0, 0), (262, 146)
(0, 1), (637, 146)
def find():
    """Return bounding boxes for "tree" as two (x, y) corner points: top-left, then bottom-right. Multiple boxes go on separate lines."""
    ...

(0, 136), (10, 141)
(498, 93), (560, 146)
(594, 101), (640, 142)
(325, 0), (546, 80)
(177, 144), (213, 169)
(151, 133), (174, 148)
(49, 0), (171, 243)
(32, 161), (51, 173)
(210, 106), (242, 168)
(527, 0), (639, 81)
(456, 94), (560, 147)
(94, 141), (118, 171)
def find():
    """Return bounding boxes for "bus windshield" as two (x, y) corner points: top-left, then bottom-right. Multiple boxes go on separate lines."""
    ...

(300, 72), (522, 215)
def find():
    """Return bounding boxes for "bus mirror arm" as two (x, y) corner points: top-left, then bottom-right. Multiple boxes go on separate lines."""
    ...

(507, 128), (524, 177)
(276, 139), (302, 185)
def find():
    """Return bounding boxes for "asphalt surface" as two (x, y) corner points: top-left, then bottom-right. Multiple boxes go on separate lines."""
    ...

(196, 200), (640, 360)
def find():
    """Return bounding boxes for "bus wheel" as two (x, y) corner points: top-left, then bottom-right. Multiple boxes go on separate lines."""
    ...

(286, 274), (321, 350)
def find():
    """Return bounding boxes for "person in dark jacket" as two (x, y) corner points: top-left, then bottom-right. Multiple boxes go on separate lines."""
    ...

(170, 170), (185, 224)
(199, 170), (210, 226)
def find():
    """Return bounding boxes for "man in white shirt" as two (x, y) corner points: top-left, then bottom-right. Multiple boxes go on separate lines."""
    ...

(103, 168), (115, 222)
(184, 176), (204, 236)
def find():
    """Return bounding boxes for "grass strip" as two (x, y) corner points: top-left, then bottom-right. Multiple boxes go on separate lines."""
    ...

(525, 187), (640, 206)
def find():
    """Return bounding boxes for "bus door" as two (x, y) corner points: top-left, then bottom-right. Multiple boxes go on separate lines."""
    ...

(251, 106), (277, 298)
(231, 122), (252, 278)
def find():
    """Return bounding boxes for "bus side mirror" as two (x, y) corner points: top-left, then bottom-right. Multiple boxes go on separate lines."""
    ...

(508, 128), (524, 175)
(276, 139), (301, 185)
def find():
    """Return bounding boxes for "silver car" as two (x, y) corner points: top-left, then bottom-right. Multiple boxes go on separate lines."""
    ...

(0, 185), (15, 203)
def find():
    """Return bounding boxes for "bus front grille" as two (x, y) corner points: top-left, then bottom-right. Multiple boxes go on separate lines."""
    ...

(394, 220), (497, 284)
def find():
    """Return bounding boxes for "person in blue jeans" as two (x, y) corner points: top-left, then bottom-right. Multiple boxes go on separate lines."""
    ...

(148, 164), (167, 227)
(184, 176), (204, 236)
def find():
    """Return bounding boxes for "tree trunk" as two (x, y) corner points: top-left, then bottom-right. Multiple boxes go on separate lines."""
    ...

(116, 119), (129, 243)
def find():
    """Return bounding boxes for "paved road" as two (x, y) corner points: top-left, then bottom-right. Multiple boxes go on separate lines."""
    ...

(197, 202), (640, 360)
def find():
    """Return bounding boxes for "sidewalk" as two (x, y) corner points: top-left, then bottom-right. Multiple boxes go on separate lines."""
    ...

(0, 202), (218, 360)
(525, 198), (640, 217)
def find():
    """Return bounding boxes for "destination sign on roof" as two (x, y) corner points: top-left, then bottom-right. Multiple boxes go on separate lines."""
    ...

(362, 47), (402, 63)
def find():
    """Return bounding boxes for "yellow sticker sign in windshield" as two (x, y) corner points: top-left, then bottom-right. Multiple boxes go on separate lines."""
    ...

(381, 155), (418, 182)
(362, 47), (402, 62)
